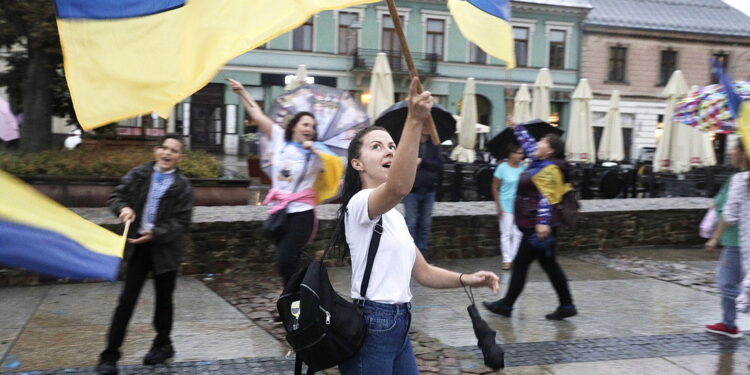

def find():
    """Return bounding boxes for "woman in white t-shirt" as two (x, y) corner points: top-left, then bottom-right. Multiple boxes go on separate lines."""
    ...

(333, 78), (499, 375)
(228, 79), (324, 287)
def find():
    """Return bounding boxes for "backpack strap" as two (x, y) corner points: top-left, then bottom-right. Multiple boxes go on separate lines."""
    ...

(359, 218), (383, 299)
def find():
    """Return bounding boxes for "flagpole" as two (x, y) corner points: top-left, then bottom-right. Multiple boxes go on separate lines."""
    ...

(119, 220), (131, 256)
(385, 0), (441, 145)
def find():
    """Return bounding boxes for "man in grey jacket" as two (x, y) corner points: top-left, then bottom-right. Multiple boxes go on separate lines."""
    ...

(96, 134), (193, 375)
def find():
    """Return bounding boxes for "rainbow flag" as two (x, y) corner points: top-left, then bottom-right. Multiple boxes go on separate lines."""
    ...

(0, 171), (124, 280)
(55, 0), (379, 131)
(447, 0), (515, 69)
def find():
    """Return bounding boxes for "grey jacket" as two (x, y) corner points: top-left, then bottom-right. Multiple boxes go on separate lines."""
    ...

(108, 162), (193, 275)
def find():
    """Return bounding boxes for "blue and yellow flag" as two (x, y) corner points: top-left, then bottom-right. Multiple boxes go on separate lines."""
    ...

(55, 0), (379, 130)
(0, 171), (124, 280)
(447, 0), (515, 69)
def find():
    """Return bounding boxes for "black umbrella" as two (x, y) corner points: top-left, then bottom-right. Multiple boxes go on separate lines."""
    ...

(486, 119), (563, 159)
(463, 285), (504, 369)
(373, 101), (456, 145)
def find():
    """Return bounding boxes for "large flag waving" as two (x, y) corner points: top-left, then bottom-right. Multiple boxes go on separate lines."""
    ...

(447, 0), (515, 69)
(55, 0), (379, 130)
(0, 171), (124, 280)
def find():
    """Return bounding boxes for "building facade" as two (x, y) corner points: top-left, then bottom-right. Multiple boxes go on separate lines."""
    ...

(113, 0), (590, 155)
(581, 0), (750, 162)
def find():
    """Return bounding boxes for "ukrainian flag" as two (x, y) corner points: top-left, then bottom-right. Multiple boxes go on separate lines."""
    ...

(0, 171), (124, 280)
(55, 0), (379, 130)
(448, 0), (515, 69)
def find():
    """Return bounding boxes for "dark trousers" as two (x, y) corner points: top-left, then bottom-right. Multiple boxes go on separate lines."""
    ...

(276, 210), (315, 286)
(101, 244), (178, 362)
(502, 228), (573, 307)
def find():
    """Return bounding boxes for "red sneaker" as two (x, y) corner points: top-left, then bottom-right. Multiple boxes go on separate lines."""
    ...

(705, 323), (742, 338)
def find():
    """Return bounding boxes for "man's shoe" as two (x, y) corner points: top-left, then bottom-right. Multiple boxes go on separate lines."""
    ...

(143, 344), (175, 365)
(483, 299), (512, 317)
(705, 322), (742, 338)
(95, 360), (118, 375)
(545, 304), (577, 320)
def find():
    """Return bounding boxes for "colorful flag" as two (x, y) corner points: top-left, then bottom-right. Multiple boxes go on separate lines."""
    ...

(738, 102), (750, 159)
(0, 171), (124, 280)
(447, 0), (515, 69)
(55, 0), (379, 130)
(712, 58), (743, 118)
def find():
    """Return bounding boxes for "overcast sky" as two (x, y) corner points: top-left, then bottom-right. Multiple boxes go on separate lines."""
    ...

(723, 0), (750, 16)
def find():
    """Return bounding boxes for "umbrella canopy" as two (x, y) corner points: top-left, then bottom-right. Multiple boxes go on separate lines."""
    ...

(684, 85), (717, 168)
(487, 119), (563, 160)
(654, 70), (690, 172)
(597, 90), (625, 161)
(284, 65), (309, 91)
(675, 81), (750, 133)
(531, 68), (553, 121)
(512, 84), (532, 124)
(374, 101), (456, 146)
(565, 79), (595, 163)
(0, 98), (19, 142)
(451, 77), (478, 163)
(366, 53), (395, 121)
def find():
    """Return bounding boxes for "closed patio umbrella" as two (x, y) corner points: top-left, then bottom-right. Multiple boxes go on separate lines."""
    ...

(565, 79), (595, 163)
(366, 53), (395, 121)
(451, 77), (477, 163)
(0, 98), (19, 142)
(598, 90), (625, 161)
(531, 68), (553, 121)
(512, 84), (532, 124)
(284, 64), (309, 91)
(654, 70), (690, 172)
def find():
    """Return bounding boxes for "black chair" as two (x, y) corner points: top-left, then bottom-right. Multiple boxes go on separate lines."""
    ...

(599, 170), (623, 199)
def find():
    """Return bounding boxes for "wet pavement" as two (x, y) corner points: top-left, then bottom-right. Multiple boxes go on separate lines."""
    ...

(3, 247), (750, 374)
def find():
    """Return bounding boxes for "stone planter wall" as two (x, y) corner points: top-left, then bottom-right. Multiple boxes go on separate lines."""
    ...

(0, 198), (712, 286)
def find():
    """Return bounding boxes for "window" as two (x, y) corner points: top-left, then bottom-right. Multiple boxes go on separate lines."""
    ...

(338, 12), (360, 55)
(292, 17), (313, 51)
(548, 29), (566, 69)
(469, 43), (487, 64)
(382, 15), (403, 70)
(658, 50), (678, 86)
(711, 52), (730, 83)
(513, 27), (529, 67)
(608, 46), (627, 82)
(425, 18), (445, 60)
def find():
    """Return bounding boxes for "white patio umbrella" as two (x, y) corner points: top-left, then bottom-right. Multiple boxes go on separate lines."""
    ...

(565, 79), (596, 163)
(0, 98), (19, 142)
(531, 68), (553, 121)
(685, 85), (717, 168)
(653, 70), (690, 172)
(450, 77), (477, 163)
(367, 52), (395, 121)
(598, 90), (625, 161)
(284, 64), (309, 91)
(512, 84), (532, 124)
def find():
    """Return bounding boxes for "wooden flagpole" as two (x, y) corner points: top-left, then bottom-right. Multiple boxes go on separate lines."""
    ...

(385, 0), (441, 145)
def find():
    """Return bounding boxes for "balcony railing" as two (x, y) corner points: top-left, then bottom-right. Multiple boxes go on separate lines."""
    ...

(351, 48), (439, 75)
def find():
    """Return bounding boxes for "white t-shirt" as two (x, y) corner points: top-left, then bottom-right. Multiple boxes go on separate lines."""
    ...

(268, 125), (322, 213)
(346, 189), (416, 304)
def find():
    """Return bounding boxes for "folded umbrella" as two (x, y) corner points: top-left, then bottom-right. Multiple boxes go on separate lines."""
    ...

(463, 285), (504, 369)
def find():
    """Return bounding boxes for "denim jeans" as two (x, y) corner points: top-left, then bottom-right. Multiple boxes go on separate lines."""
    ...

(718, 246), (742, 327)
(339, 300), (418, 375)
(402, 192), (435, 256)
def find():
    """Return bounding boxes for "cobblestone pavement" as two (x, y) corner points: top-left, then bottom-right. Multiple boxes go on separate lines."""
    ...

(6, 247), (750, 375)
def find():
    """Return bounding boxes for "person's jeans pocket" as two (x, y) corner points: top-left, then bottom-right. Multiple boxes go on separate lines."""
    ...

(365, 314), (397, 334)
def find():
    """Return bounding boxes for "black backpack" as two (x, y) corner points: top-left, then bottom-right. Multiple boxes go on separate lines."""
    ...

(277, 218), (383, 374)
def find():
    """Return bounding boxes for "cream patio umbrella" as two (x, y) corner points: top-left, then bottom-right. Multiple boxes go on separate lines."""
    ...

(366, 52), (395, 121)
(284, 64), (309, 91)
(686, 85), (717, 168)
(565, 78), (596, 163)
(531, 68), (553, 121)
(512, 84), (532, 124)
(653, 70), (690, 172)
(450, 77), (477, 163)
(598, 90), (625, 161)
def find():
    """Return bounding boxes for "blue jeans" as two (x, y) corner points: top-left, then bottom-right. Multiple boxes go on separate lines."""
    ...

(402, 192), (435, 255)
(339, 301), (418, 375)
(718, 246), (742, 327)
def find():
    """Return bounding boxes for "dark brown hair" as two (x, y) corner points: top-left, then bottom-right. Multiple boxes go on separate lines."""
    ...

(284, 111), (317, 142)
(542, 133), (565, 159)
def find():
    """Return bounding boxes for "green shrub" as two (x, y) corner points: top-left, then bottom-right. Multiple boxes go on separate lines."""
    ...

(0, 148), (221, 178)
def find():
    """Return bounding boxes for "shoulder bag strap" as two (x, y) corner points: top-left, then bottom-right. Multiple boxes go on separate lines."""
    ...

(359, 217), (383, 299)
(291, 151), (312, 193)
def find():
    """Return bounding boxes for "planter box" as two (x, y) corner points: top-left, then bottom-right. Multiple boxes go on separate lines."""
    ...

(20, 175), (251, 207)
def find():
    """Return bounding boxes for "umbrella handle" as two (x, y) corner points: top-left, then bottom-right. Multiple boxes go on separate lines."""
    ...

(385, 0), (441, 145)
(461, 276), (476, 305)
